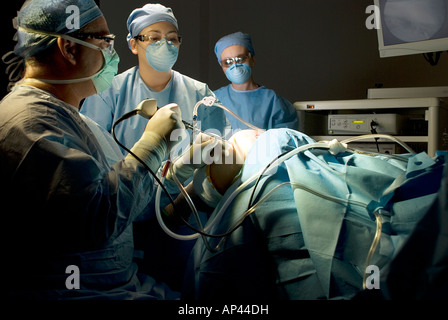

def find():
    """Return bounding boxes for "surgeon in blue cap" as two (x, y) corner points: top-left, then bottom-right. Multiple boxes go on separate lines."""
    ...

(1, 0), (183, 300)
(214, 32), (298, 131)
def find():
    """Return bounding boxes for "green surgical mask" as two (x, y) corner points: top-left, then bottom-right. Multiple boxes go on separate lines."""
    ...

(19, 27), (120, 94)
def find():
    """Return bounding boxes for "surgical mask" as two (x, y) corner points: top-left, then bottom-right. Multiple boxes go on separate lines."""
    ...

(146, 39), (178, 72)
(19, 27), (120, 94)
(89, 48), (120, 93)
(225, 63), (251, 84)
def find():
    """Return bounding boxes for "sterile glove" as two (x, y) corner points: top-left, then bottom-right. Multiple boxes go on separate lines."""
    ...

(145, 103), (185, 151)
(165, 133), (230, 185)
(125, 103), (185, 172)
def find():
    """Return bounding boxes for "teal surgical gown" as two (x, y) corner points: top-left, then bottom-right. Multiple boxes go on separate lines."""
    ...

(183, 129), (445, 300)
(80, 67), (229, 154)
(0, 85), (179, 300)
(214, 84), (299, 131)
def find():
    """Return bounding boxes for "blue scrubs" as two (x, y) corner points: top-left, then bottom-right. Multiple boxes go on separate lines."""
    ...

(214, 84), (299, 131)
(80, 66), (229, 155)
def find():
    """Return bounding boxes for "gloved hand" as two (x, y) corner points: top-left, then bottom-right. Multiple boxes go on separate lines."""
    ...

(145, 103), (185, 150)
(126, 103), (185, 172)
(166, 132), (230, 185)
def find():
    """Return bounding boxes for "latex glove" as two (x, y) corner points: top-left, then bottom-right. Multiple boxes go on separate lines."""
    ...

(126, 103), (185, 172)
(166, 132), (229, 184)
(145, 103), (185, 150)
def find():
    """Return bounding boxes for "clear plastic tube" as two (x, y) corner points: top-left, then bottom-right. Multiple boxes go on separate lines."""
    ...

(156, 110), (395, 251)
(341, 134), (416, 154)
(362, 208), (384, 290)
(156, 138), (386, 278)
(210, 142), (331, 230)
(168, 156), (204, 231)
(214, 103), (262, 131)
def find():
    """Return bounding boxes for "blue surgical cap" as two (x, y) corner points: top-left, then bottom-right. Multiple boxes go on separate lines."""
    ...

(214, 32), (255, 63)
(14, 0), (103, 58)
(126, 3), (178, 50)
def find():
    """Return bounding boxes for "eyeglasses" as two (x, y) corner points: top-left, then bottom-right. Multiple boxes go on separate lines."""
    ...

(71, 33), (116, 53)
(220, 54), (251, 67)
(134, 33), (182, 46)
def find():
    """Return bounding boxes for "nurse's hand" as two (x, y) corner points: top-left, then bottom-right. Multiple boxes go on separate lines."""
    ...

(166, 133), (227, 184)
(145, 103), (185, 150)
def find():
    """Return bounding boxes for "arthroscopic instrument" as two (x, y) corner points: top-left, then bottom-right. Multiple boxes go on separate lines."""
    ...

(111, 96), (263, 215)
(113, 98), (218, 138)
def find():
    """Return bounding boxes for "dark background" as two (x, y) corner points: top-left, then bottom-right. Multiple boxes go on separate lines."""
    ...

(1, 0), (447, 104)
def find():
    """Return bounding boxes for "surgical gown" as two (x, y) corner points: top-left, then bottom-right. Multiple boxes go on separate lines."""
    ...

(214, 84), (299, 131)
(182, 129), (445, 300)
(0, 85), (178, 300)
(80, 66), (230, 154)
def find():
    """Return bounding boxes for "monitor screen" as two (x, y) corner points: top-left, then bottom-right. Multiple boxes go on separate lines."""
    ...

(374, 0), (448, 57)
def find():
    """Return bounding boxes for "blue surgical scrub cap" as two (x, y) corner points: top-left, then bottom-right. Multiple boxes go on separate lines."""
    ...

(214, 32), (255, 63)
(126, 3), (178, 50)
(14, 0), (103, 58)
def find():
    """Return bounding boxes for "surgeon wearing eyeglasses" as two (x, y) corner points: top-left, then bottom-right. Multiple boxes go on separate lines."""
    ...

(214, 32), (298, 131)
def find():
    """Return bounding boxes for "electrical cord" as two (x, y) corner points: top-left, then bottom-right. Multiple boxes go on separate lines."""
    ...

(370, 120), (380, 152)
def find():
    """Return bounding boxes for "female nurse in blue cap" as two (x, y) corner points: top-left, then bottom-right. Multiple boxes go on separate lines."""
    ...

(80, 3), (229, 154)
(214, 31), (299, 131)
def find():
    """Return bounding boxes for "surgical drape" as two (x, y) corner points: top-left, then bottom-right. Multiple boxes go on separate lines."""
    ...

(214, 84), (298, 131)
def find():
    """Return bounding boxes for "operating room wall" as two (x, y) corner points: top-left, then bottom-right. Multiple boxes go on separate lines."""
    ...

(1, 0), (447, 102)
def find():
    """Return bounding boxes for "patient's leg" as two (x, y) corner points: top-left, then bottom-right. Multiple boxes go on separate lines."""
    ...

(163, 161), (243, 225)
